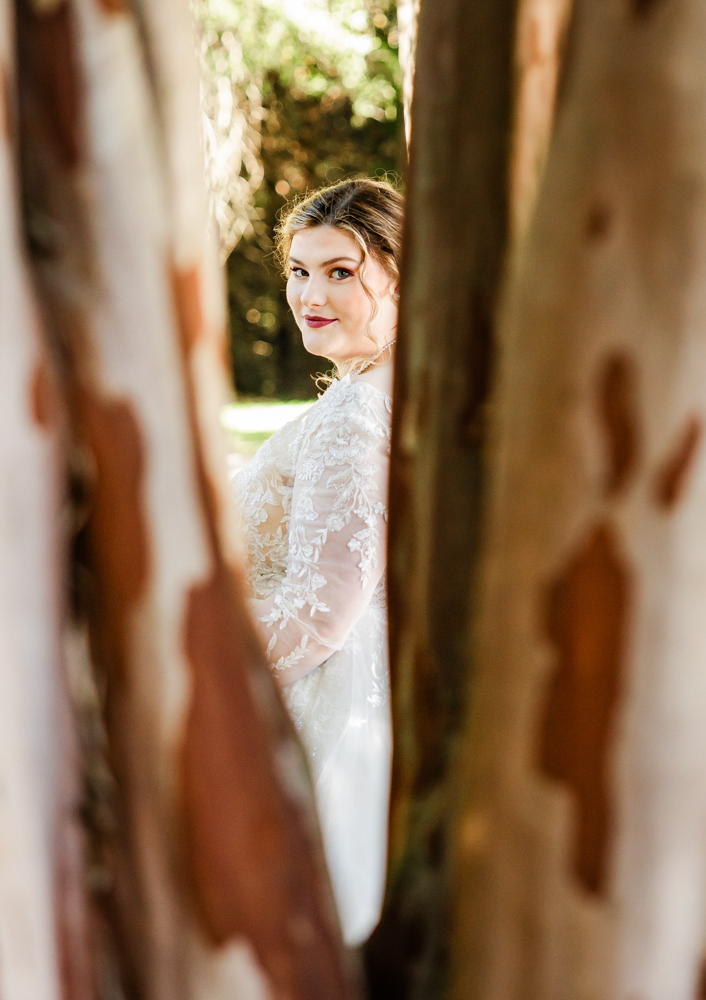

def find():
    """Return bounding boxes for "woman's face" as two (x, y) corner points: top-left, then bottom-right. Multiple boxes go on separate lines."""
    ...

(286, 225), (398, 367)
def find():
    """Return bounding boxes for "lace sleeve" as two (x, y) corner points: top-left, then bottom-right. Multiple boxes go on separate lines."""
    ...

(251, 387), (390, 686)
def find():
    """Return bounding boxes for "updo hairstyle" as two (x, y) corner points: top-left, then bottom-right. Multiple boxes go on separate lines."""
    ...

(274, 177), (404, 379)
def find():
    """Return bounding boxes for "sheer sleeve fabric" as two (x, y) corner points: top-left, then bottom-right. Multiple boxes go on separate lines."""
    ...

(252, 387), (390, 686)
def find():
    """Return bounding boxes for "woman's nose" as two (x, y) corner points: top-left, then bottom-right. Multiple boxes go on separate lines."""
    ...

(301, 277), (326, 309)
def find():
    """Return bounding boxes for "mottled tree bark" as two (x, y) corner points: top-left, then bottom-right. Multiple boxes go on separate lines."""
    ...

(365, 0), (518, 996)
(450, 0), (706, 997)
(12, 0), (355, 996)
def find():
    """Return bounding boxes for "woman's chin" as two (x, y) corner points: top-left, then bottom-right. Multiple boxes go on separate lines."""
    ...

(301, 331), (337, 359)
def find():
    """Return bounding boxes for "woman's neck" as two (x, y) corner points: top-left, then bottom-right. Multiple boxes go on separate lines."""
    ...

(350, 353), (394, 396)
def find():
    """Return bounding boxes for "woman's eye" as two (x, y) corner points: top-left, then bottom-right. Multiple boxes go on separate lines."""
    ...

(331, 268), (353, 280)
(290, 268), (308, 278)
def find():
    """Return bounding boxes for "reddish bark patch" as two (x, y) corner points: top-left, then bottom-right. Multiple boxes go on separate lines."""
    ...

(586, 203), (612, 241)
(597, 352), (640, 497)
(31, 360), (58, 429)
(20, 0), (81, 169)
(539, 522), (629, 896)
(171, 266), (203, 350)
(79, 391), (149, 683)
(632, 0), (662, 19)
(182, 563), (346, 994)
(169, 259), (224, 556)
(94, 0), (127, 16)
(653, 416), (703, 510)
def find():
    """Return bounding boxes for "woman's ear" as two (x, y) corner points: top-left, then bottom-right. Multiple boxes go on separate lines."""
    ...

(391, 284), (400, 303)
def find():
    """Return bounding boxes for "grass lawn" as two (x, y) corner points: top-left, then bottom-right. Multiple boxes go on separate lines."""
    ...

(221, 399), (315, 461)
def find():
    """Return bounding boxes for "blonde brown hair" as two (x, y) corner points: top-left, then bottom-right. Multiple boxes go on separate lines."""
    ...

(275, 177), (404, 380)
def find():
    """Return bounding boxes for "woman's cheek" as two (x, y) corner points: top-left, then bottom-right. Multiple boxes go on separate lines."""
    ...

(285, 278), (298, 314)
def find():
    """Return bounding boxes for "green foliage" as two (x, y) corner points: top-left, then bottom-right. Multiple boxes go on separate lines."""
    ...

(197, 0), (404, 398)
(200, 0), (401, 124)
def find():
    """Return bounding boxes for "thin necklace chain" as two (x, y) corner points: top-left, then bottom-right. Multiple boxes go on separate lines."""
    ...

(353, 339), (397, 376)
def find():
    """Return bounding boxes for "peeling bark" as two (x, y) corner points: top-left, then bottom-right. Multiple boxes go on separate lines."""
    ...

(540, 522), (629, 897)
(597, 352), (640, 498)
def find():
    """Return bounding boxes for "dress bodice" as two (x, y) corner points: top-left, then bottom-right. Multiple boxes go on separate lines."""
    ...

(232, 376), (392, 685)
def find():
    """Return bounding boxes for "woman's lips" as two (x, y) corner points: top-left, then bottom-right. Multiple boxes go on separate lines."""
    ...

(304, 314), (336, 328)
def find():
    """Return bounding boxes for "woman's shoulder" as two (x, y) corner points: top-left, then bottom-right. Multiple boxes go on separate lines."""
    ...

(296, 378), (392, 470)
(318, 375), (392, 425)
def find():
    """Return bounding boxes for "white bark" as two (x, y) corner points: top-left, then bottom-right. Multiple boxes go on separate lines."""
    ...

(451, 0), (706, 997)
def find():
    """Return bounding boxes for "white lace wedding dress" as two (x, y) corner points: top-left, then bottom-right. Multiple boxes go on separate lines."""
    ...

(231, 374), (392, 946)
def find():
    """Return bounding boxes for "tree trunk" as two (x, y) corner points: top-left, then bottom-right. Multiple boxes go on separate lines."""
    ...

(0, 3), (92, 997)
(365, 0), (518, 996)
(13, 0), (355, 996)
(450, 0), (706, 996)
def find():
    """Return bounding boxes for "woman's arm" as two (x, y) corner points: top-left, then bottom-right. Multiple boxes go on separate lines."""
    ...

(252, 392), (390, 686)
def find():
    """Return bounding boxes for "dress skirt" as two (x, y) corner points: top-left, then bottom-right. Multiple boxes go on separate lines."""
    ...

(283, 605), (391, 946)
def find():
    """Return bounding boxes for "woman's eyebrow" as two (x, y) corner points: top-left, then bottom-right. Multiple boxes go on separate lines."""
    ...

(288, 256), (360, 267)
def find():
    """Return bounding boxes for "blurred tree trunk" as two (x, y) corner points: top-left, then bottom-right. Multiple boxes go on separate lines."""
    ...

(450, 0), (706, 997)
(0, 3), (91, 996)
(365, 0), (518, 996)
(8, 0), (356, 996)
(398, 0), (569, 215)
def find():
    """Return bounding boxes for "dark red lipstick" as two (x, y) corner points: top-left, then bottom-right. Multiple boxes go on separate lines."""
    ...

(304, 314), (336, 328)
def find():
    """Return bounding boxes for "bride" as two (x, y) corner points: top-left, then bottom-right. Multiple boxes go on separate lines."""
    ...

(232, 178), (403, 946)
